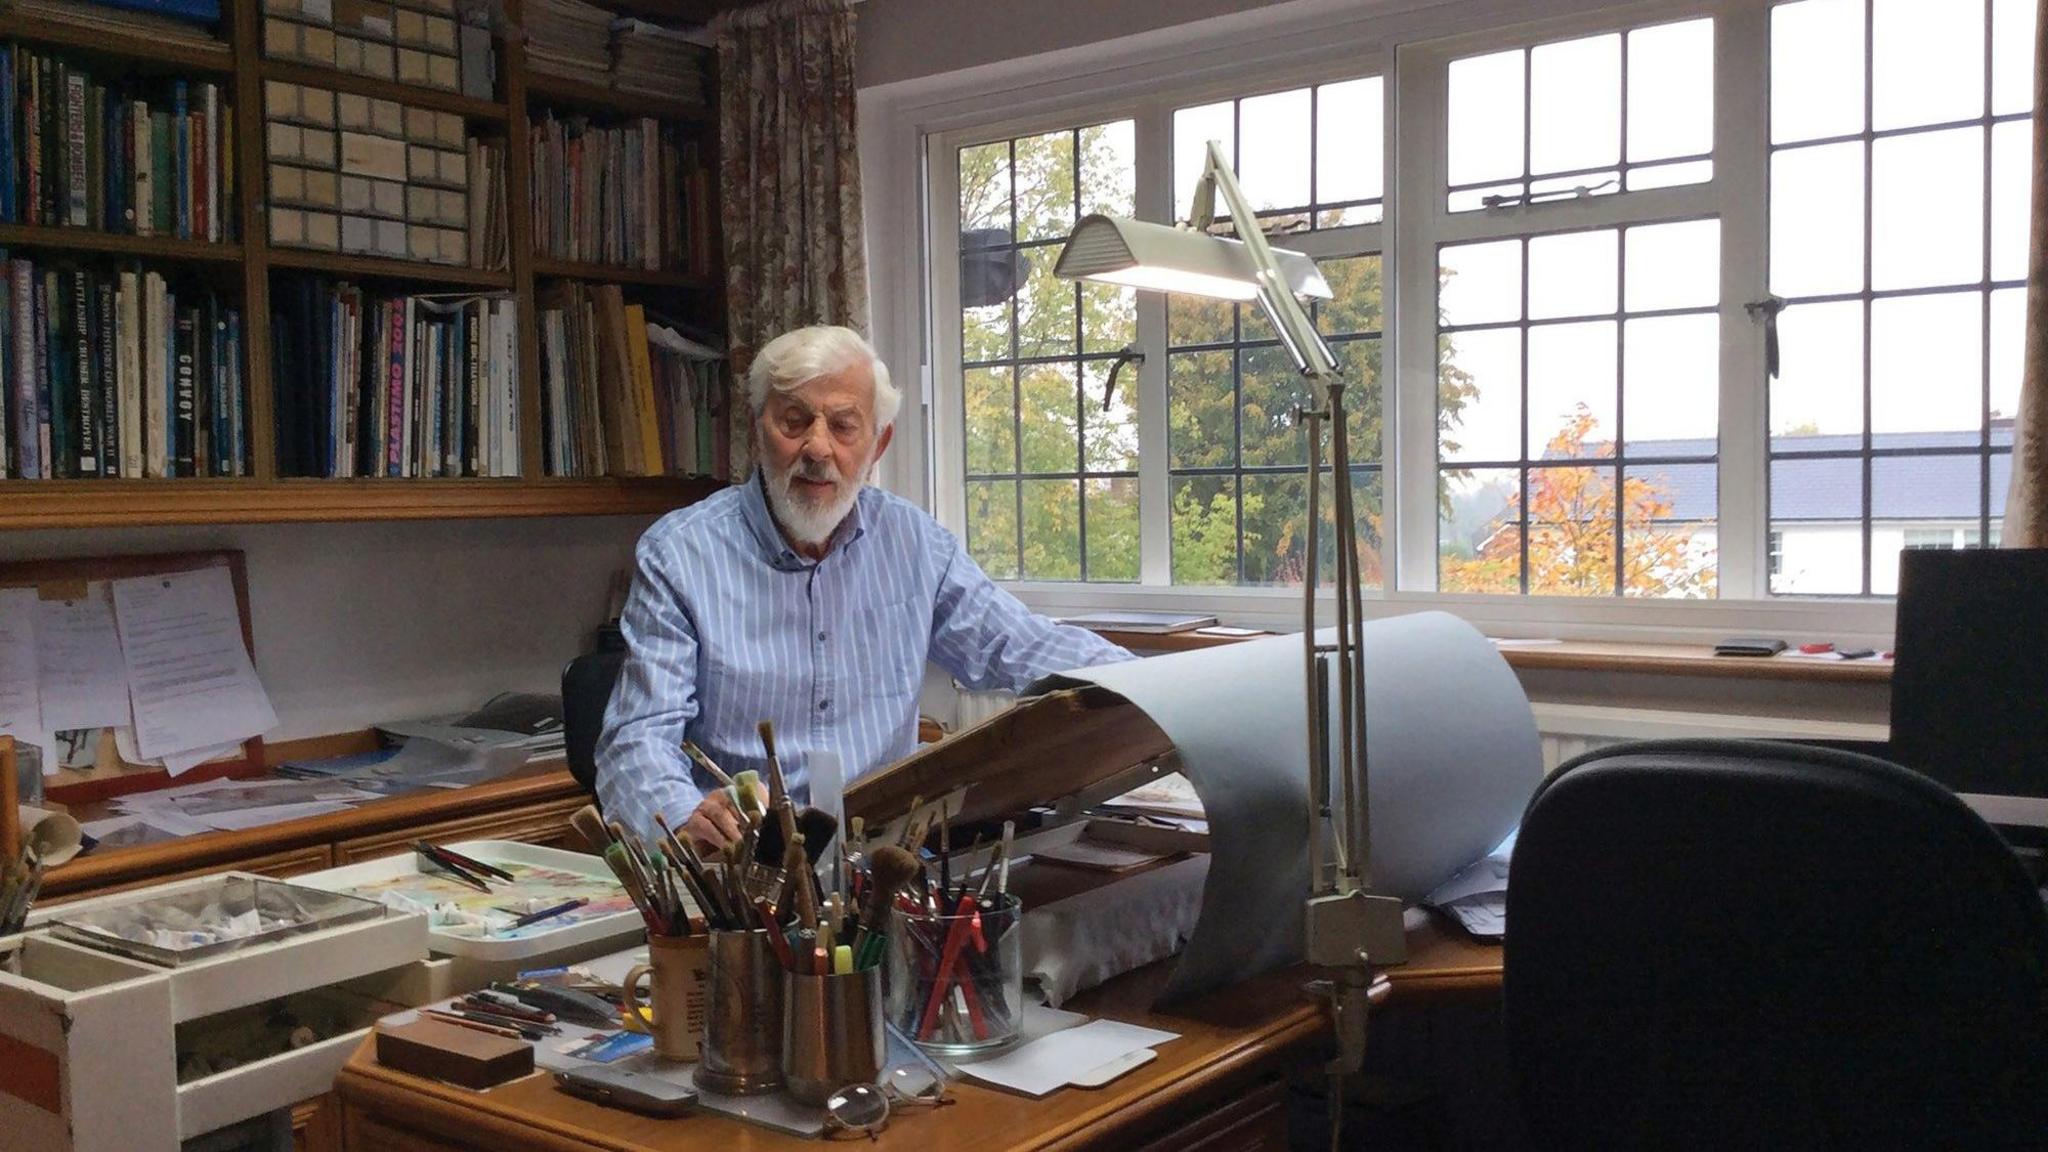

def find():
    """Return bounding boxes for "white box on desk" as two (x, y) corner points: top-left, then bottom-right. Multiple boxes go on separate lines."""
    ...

(0, 871), (431, 1152)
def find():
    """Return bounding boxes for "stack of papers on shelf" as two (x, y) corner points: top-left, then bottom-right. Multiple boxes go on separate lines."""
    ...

(100, 777), (384, 836)
(377, 692), (566, 760)
(1060, 611), (1218, 635)
(1096, 771), (1205, 824)
(280, 736), (530, 792)
(525, 0), (613, 80)
(610, 18), (708, 103)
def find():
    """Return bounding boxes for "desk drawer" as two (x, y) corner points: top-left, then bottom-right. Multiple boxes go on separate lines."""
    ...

(1130, 1078), (1288, 1152)
(334, 797), (586, 863)
(343, 1110), (474, 1152)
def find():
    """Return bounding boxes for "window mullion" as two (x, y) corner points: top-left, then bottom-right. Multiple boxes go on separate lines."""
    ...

(1393, 40), (1447, 592)
(1136, 101), (1175, 585)
(1716, 0), (1770, 600)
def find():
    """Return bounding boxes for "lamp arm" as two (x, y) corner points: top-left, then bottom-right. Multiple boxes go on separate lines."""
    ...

(1202, 141), (1337, 378)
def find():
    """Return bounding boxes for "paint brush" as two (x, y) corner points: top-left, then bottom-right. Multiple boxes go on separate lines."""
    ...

(851, 844), (920, 968)
(681, 740), (736, 788)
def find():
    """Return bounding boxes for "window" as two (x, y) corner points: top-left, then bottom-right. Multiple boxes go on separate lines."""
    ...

(958, 122), (1140, 581)
(1426, 16), (1722, 599)
(916, 0), (2032, 621)
(1766, 0), (2032, 596)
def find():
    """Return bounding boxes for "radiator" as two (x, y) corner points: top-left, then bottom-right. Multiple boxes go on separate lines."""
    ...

(1531, 703), (1888, 772)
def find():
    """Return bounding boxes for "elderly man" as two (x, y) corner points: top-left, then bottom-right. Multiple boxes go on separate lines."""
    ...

(596, 325), (1134, 848)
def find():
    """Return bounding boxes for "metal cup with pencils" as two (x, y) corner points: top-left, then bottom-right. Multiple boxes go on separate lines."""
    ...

(886, 891), (1024, 1056)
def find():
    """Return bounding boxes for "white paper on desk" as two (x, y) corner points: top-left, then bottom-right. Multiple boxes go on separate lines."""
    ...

(113, 726), (245, 777)
(0, 587), (41, 736)
(194, 800), (353, 831)
(36, 586), (131, 732)
(111, 568), (276, 761)
(956, 1019), (1180, 1097)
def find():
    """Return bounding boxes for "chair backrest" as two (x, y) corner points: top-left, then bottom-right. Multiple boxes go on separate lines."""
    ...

(1506, 738), (2048, 1150)
(560, 648), (626, 795)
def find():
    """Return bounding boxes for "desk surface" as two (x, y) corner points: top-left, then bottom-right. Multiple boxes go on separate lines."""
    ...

(334, 918), (1501, 1152)
(1091, 630), (1893, 684)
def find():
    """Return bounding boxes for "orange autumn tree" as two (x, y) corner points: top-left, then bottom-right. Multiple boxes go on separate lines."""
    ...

(1441, 405), (1715, 597)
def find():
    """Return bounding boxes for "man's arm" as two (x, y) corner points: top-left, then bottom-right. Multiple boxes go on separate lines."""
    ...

(595, 533), (707, 840)
(925, 523), (1136, 693)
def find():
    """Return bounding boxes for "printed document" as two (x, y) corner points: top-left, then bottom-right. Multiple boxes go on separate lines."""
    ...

(36, 586), (132, 731)
(111, 568), (276, 761)
(0, 587), (39, 736)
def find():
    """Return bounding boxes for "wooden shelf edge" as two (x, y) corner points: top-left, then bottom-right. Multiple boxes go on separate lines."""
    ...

(0, 222), (245, 263)
(523, 70), (710, 124)
(265, 247), (516, 288)
(0, 12), (235, 74)
(530, 257), (715, 288)
(261, 59), (510, 121)
(0, 476), (726, 529)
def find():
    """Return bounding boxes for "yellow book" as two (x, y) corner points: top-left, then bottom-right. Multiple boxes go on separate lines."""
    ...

(624, 304), (663, 476)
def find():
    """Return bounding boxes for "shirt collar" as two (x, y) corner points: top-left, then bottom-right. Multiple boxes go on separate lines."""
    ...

(740, 470), (870, 571)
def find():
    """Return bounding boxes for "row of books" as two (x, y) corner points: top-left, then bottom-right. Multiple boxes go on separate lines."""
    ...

(0, 46), (234, 240)
(529, 114), (705, 274)
(0, 253), (246, 480)
(272, 276), (520, 479)
(537, 281), (727, 479)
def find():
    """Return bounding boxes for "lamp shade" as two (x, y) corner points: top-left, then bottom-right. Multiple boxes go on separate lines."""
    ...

(1052, 214), (1333, 302)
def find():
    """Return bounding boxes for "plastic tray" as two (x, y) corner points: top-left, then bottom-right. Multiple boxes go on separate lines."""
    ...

(294, 841), (643, 961)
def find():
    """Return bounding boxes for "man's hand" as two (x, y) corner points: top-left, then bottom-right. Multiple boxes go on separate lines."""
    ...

(681, 788), (743, 852)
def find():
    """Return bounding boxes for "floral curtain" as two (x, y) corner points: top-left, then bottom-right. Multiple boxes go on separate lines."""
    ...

(711, 0), (869, 484)
(2004, 0), (2048, 546)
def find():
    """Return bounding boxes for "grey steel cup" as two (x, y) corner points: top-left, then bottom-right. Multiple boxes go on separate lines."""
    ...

(782, 967), (885, 1106)
(695, 927), (785, 1096)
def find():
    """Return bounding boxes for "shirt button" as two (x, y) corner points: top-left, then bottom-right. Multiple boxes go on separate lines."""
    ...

(817, 631), (828, 642)
(818, 699), (832, 712)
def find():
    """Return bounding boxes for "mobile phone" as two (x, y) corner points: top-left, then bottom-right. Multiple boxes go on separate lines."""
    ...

(553, 1066), (698, 1117)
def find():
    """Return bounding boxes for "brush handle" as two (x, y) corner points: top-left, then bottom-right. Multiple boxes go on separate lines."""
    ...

(0, 736), (18, 865)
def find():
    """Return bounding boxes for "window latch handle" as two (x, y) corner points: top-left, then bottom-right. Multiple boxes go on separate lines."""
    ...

(1745, 295), (1786, 379)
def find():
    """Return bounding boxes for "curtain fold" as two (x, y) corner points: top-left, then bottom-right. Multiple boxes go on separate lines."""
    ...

(2004, 0), (2048, 545)
(711, 0), (869, 484)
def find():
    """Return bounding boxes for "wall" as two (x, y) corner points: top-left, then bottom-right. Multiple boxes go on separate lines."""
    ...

(854, 0), (1300, 89)
(2, 516), (658, 743)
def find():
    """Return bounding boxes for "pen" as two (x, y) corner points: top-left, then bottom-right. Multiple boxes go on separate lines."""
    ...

(415, 842), (492, 893)
(429, 843), (515, 884)
(497, 898), (587, 932)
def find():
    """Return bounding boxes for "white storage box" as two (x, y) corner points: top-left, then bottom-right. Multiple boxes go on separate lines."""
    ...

(0, 872), (431, 1152)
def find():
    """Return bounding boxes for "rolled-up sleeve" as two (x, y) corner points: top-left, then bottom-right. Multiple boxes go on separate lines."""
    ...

(596, 533), (706, 839)
(924, 523), (1136, 692)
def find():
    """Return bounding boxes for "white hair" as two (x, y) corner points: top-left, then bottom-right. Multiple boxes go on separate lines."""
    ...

(747, 326), (901, 429)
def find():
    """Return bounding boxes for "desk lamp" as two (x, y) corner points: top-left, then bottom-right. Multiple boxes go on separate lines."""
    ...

(1053, 140), (1406, 1113)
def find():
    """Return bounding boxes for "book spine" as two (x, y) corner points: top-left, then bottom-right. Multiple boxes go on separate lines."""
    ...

(227, 307), (244, 476)
(201, 83), (217, 244)
(0, 50), (14, 226)
(150, 111), (171, 236)
(210, 297), (226, 476)
(467, 304), (482, 477)
(37, 270), (58, 477)
(143, 271), (164, 478)
(21, 51), (37, 227)
(132, 99), (151, 237)
(64, 72), (85, 227)
(10, 260), (33, 478)
(173, 304), (194, 476)
(94, 275), (116, 476)
(386, 299), (405, 477)
(173, 81), (188, 240)
(69, 267), (95, 476)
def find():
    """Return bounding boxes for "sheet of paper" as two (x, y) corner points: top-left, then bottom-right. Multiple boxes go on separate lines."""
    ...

(36, 587), (132, 731)
(111, 568), (276, 760)
(113, 726), (245, 778)
(0, 587), (41, 736)
(193, 800), (353, 831)
(1029, 838), (1168, 872)
(955, 1019), (1180, 1097)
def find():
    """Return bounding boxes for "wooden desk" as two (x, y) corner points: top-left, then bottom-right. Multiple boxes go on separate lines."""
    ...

(333, 919), (1502, 1152)
(41, 739), (590, 903)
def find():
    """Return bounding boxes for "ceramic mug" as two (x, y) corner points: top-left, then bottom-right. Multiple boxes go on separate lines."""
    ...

(621, 933), (711, 1061)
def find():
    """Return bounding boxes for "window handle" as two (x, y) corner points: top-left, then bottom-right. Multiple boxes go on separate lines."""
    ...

(1101, 344), (1145, 411)
(1746, 295), (1786, 379)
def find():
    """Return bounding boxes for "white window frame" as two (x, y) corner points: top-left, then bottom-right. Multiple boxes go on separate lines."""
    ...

(863, 0), (1899, 647)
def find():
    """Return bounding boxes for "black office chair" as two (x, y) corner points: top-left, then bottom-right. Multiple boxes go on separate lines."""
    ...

(560, 645), (626, 795)
(1506, 738), (2048, 1150)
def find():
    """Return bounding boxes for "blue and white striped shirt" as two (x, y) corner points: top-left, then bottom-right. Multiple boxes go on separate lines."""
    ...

(595, 474), (1135, 838)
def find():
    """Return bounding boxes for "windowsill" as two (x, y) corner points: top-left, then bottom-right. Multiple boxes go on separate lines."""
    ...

(1087, 629), (1894, 684)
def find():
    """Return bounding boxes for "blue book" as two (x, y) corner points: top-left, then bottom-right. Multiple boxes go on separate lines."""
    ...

(0, 51), (15, 224)
(77, 0), (221, 24)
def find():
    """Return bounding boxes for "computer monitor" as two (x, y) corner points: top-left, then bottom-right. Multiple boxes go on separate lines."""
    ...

(1891, 548), (2048, 839)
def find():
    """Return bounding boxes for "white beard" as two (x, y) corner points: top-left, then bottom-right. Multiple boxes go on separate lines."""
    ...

(765, 458), (865, 547)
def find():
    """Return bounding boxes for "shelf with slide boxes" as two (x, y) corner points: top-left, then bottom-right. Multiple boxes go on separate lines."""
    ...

(0, 250), (249, 483)
(0, 5), (234, 77)
(269, 271), (521, 481)
(536, 279), (729, 481)
(263, 78), (507, 270)
(262, 0), (493, 100)
(0, 43), (238, 244)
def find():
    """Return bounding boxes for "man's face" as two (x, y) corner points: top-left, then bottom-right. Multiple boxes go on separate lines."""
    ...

(758, 364), (893, 548)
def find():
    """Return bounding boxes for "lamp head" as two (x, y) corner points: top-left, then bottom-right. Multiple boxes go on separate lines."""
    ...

(1052, 214), (1332, 303)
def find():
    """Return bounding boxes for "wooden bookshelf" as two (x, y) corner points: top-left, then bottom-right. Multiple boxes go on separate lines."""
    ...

(0, 0), (731, 528)
(0, 222), (245, 263)
(524, 70), (710, 125)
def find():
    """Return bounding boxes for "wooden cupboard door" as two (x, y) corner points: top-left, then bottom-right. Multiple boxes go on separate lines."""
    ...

(333, 797), (588, 863)
(1129, 1079), (1290, 1152)
(291, 1093), (344, 1152)
(343, 1109), (475, 1152)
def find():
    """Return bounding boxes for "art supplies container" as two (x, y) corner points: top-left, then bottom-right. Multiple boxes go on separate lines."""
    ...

(886, 893), (1024, 1056)
(782, 966), (884, 1106)
(623, 933), (711, 1061)
(696, 927), (784, 1095)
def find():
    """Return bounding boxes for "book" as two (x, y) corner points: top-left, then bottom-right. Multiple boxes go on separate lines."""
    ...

(10, 259), (35, 478)
(64, 71), (86, 227)
(172, 303), (194, 476)
(143, 270), (165, 478)
(70, 266), (96, 475)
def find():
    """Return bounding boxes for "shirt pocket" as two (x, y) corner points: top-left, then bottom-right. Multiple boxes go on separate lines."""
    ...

(854, 598), (929, 701)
